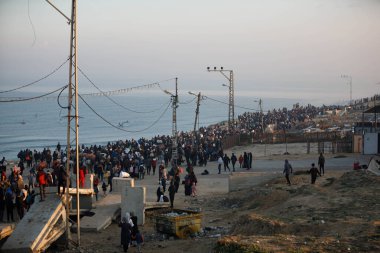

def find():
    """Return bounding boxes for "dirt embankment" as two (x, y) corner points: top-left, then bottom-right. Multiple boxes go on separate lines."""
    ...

(55, 170), (379, 253)
(215, 170), (380, 253)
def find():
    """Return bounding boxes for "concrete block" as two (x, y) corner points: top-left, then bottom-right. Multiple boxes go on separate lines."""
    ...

(69, 173), (93, 189)
(121, 186), (146, 225)
(71, 195), (94, 211)
(77, 203), (120, 232)
(2, 195), (66, 253)
(112, 177), (135, 193)
(84, 174), (94, 190)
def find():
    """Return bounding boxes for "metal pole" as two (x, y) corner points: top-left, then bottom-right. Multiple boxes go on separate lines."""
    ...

(206, 67), (234, 129)
(73, 0), (80, 244)
(64, 0), (76, 248)
(171, 78), (178, 168)
(193, 92), (201, 148)
(350, 77), (352, 106)
(229, 70), (234, 127)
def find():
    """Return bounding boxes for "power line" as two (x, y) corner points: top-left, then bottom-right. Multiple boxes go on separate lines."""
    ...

(0, 57), (69, 94)
(27, 0), (37, 47)
(78, 94), (172, 133)
(77, 66), (175, 113)
(0, 85), (67, 102)
(203, 95), (259, 112)
(178, 97), (196, 104)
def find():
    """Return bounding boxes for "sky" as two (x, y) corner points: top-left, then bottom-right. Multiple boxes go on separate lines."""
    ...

(0, 0), (379, 105)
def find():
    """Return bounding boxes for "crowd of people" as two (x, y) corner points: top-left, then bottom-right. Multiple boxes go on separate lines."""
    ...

(0, 102), (335, 228)
(238, 103), (325, 134)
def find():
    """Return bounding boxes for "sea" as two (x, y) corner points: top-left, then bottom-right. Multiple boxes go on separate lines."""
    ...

(0, 92), (306, 160)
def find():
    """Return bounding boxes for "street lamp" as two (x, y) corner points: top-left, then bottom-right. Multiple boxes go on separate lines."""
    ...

(341, 75), (352, 106)
(207, 66), (234, 129)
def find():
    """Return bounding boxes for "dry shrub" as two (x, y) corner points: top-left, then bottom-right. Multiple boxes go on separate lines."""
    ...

(215, 236), (269, 253)
(230, 214), (286, 236)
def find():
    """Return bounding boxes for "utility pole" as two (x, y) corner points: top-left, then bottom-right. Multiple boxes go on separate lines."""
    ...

(189, 91), (202, 148)
(257, 98), (263, 133)
(165, 78), (179, 168)
(45, 0), (80, 248)
(207, 67), (234, 129)
(67, 0), (81, 247)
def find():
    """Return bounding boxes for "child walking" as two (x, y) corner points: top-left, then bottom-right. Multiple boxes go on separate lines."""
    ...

(101, 181), (107, 196)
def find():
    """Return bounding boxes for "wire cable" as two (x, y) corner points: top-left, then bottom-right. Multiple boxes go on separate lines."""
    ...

(203, 95), (259, 112)
(0, 85), (67, 102)
(178, 97), (196, 105)
(78, 94), (172, 133)
(0, 57), (70, 94)
(78, 66), (174, 113)
(27, 0), (37, 47)
(57, 85), (69, 109)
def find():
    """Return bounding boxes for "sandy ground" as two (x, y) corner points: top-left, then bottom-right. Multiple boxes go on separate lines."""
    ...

(4, 143), (380, 253)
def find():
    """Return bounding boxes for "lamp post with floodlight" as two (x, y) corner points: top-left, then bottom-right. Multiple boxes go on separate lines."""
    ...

(207, 66), (234, 129)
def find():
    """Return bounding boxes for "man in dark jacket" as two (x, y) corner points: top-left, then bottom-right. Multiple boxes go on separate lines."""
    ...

(309, 163), (321, 184)
(230, 153), (237, 172)
(318, 153), (325, 175)
(168, 180), (176, 208)
(223, 154), (230, 172)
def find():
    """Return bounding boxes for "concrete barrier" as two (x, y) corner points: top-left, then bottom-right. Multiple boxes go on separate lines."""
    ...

(112, 177), (135, 193)
(2, 195), (67, 253)
(121, 186), (146, 225)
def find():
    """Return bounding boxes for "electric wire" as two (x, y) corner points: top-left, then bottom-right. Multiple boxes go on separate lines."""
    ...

(57, 85), (69, 109)
(203, 95), (259, 112)
(0, 85), (67, 102)
(27, 0), (37, 47)
(78, 66), (174, 114)
(0, 57), (70, 94)
(78, 94), (172, 133)
(178, 96), (196, 105)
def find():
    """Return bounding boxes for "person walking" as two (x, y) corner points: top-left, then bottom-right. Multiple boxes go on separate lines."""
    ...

(37, 168), (47, 201)
(248, 152), (253, 169)
(223, 154), (230, 172)
(217, 155), (223, 174)
(5, 186), (15, 222)
(243, 152), (248, 169)
(283, 159), (293, 186)
(57, 165), (67, 196)
(119, 216), (132, 252)
(238, 154), (243, 168)
(318, 153), (325, 176)
(231, 153), (237, 172)
(168, 180), (176, 208)
(309, 163), (321, 184)
(161, 166), (167, 192)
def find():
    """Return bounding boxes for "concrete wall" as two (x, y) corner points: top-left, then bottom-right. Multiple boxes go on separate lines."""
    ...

(112, 177), (135, 193)
(121, 186), (146, 225)
(364, 133), (379, 154)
